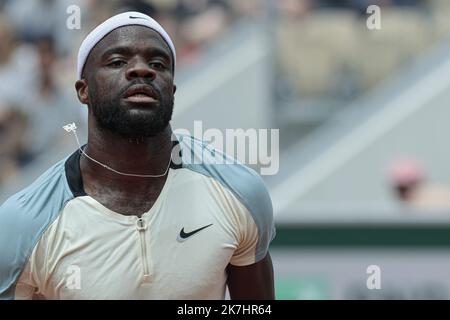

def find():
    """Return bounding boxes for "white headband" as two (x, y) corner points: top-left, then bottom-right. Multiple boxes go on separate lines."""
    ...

(77, 11), (176, 79)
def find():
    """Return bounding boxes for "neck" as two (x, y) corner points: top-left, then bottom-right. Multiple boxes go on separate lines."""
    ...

(81, 122), (173, 182)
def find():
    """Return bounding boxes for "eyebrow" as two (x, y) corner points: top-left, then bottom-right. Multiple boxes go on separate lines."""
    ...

(100, 46), (171, 63)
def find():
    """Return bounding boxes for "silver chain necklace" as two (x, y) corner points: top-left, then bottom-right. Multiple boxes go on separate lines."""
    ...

(63, 123), (171, 178)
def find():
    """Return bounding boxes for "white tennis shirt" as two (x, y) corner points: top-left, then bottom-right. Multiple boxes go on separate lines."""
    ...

(0, 134), (275, 299)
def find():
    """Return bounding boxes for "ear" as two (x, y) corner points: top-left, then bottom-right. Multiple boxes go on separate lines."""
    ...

(172, 84), (177, 95)
(75, 79), (89, 105)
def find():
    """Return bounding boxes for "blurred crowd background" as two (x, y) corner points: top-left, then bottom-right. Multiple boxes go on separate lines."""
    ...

(0, 0), (440, 190)
(2, 0), (450, 299)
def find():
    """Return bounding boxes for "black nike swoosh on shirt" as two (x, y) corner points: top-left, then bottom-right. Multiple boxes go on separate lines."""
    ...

(177, 224), (213, 242)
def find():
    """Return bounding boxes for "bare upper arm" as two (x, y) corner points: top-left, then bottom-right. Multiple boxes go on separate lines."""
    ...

(226, 252), (275, 300)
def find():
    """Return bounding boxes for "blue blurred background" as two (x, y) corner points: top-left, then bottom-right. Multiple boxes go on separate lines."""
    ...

(2, 0), (450, 299)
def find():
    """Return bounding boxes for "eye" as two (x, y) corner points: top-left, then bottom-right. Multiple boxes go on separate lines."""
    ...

(149, 61), (167, 70)
(108, 60), (126, 68)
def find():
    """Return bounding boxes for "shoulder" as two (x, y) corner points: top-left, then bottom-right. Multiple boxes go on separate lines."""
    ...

(176, 134), (274, 242)
(0, 157), (73, 218)
(0, 156), (74, 299)
(176, 134), (273, 213)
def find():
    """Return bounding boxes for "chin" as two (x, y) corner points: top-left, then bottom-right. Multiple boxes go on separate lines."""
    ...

(116, 122), (170, 139)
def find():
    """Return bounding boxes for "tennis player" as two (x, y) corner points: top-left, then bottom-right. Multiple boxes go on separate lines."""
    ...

(0, 11), (275, 300)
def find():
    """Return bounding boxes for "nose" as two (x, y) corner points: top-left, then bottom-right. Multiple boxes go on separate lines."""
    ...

(126, 58), (156, 80)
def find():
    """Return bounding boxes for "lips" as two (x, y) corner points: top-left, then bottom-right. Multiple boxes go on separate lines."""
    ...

(123, 84), (158, 103)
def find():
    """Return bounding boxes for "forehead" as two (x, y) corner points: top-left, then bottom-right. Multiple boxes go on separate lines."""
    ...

(90, 25), (172, 61)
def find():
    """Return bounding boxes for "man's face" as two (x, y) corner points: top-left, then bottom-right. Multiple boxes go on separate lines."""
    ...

(79, 26), (176, 139)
